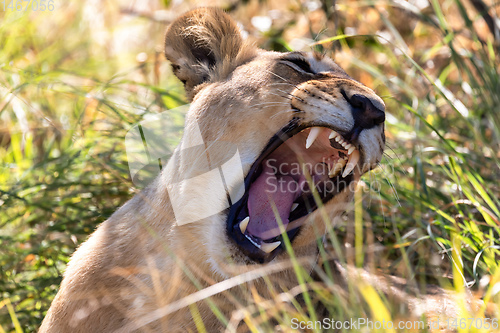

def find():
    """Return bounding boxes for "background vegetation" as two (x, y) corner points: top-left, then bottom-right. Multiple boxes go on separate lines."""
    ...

(0, 0), (498, 331)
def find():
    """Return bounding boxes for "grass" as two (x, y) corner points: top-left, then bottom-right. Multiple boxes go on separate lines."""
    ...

(0, 0), (499, 331)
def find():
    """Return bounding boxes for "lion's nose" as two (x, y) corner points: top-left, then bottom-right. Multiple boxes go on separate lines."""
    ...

(348, 94), (385, 129)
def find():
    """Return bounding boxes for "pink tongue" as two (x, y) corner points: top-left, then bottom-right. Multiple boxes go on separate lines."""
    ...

(247, 164), (301, 240)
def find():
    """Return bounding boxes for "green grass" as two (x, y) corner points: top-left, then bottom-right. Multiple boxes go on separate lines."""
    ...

(1, 0), (499, 331)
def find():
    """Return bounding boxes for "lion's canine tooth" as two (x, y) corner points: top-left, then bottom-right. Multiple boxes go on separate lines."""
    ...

(328, 130), (338, 139)
(261, 241), (281, 253)
(342, 149), (360, 178)
(306, 127), (321, 149)
(328, 159), (346, 178)
(239, 216), (249, 234)
(329, 164), (342, 178)
(347, 146), (355, 155)
(290, 203), (299, 212)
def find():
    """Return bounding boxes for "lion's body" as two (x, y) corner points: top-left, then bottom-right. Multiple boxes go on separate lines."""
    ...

(40, 8), (466, 332)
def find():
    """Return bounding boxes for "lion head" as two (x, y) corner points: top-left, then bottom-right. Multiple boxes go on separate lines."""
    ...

(162, 8), (385, 279)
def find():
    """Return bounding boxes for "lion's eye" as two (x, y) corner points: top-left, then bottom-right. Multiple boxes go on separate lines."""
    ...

(283, 57), (314, 74)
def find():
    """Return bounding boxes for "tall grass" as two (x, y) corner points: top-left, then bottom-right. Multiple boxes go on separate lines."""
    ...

(0, 0), (499, 331)
(0, 2), (183, 330)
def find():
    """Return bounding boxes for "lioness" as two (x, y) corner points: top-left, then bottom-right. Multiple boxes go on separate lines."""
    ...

(40, 7), (457, 332)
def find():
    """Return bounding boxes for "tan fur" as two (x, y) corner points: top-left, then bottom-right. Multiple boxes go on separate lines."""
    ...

(39, 8), (461, 332)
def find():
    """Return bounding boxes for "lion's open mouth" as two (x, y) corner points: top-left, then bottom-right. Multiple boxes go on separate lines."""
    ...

(227, 121), (359, 263)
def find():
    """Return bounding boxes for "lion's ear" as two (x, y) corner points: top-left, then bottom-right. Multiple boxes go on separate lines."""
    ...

(165, 8), (251, 99)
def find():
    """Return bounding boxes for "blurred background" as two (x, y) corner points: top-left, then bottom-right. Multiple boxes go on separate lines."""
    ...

(0, 0), (499, 331)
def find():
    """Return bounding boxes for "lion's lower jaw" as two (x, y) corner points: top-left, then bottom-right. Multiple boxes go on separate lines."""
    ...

(204, 189), (354, 282)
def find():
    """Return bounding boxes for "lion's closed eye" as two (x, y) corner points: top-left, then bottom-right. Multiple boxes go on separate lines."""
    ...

(282, 56), (314, 74)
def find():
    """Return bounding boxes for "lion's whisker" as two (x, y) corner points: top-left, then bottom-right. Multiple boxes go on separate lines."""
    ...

(266, 92), (293, 101)
(265, 69), (306, 93)
(275, 89), (303, 102)
(268, 82), (297, 89)
(250, 101), (291, 108)
(269, 109), (296, 120)
(265, 69), (316, 99)
(378, 162), (401, 206)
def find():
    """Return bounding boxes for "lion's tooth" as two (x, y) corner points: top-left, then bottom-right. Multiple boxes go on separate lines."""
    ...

(335, 136), (341, 142)
(329, 159), (346, 178)
(329, 130), (338, 139)
(342, 149), (360, 178)
(347, 146), (355, 155)
(329, 163), (342, 178)
(290, 203), (299, 212)
(306, 127), (321, 149)
(344, 143), (351, 150)
(239, 216), (249, 234)
(261, 241), (281, 253)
